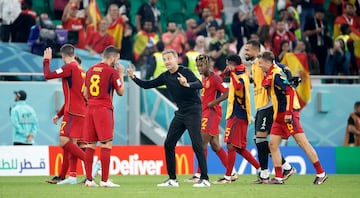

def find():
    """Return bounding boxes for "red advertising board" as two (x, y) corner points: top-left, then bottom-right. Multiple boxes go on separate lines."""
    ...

(49, 146), (194, 176)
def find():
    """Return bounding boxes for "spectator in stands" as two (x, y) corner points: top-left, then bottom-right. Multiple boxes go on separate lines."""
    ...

(278, 7), (301, 40)
(120, 22), (135, 63)
(161, 21), (186, 61)
(303, 6), (332, 75)
(62, 1), (91, 49)
(204, 23), (217, 51)
(333, 2), (360, 39)
(297, 0), (324, 32)
(209, 25), (229, 73)
(106, 4), (127, 50)
(277, 40), (291, 62)
(344, 101), (360, 146)
(294, 39), (320, 75)
(194, 35), (207, 54)
(85, 18), (114, 55)
(257, 24), (271, 50)
(325, 31), (351, 78)
(271, 20), (296, 59)
(183, 39), (201, 79)
(11, 0), (36, 43)
(105, 0), (131, 19)
(198, 0), (224, 25)
(186, 17), (214, 42)
(27, 13), (55, 55)
(53, 0), (69, 20)
(133, 20), (159, 68)
(0, 0), (21, 42)
(238, 0), (258, 41)
(136, 0), (161, 33)
(197, 7), (218, 37)
(10, 90), (38, 145)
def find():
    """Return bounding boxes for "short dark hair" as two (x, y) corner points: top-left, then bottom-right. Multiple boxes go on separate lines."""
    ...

(187, 39), (196, 49)
(246, 40), (260, 51)
(60, 44), (75, 57)
(156, 41), (164, 52)
(103, 46), (120, 58)
(355, 101), (360, 108)
(257, 51), (275, 62)
(226, 55), (241, 65)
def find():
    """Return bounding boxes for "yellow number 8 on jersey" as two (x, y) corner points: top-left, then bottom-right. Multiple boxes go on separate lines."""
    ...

(90, 74), (101, 96)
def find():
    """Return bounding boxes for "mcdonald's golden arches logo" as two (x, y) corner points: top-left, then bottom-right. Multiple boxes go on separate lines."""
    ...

(54, 153), (63, 176)
(175, 153), (189, 174)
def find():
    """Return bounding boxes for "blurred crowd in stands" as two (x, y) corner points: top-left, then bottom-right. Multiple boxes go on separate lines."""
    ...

(1, 0), (360, 79)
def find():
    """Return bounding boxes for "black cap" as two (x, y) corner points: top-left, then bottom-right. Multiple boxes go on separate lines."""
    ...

(14, 90), (27, 100)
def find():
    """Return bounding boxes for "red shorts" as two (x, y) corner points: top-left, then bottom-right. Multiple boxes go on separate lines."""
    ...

(84, 105), (114, 142)
(60, 112), (84, 139)
(224, 117), (248, 148)
(271, 111), (304, 139)
(201, 108), (222, 136)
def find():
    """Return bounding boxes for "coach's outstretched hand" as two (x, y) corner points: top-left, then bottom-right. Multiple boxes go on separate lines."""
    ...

(126, 67), (135, 79)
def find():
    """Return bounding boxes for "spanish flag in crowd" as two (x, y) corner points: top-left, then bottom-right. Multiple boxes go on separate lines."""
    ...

(87, 0), (102, 36)
(107, 17), (125, 49)
(254, 0), (275, 26)
(133, 31), (159, 61)
(280, 52), (311, 109)
(350, 29), (360, 70)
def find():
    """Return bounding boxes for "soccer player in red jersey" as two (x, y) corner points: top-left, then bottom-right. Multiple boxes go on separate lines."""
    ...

(43, 45), (86, 184)
(213, 55), (260, 184)
(185, 54), (230, 182)
(258, 51), (328, 185)
(83, 46), (124, 187)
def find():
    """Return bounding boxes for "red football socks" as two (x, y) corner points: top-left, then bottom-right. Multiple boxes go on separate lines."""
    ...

(63, 141), (85, 161)
(216, 148), (228, 168)
(237, 148), (260, 169)
(85, 148), (95, 180)
(226, 147), (236, 176)
(313, 160), (325, 174)
(59, 149), (69, 179)
(101, 148), (111, 182)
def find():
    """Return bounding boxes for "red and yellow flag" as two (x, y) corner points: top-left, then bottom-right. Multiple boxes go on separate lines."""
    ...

(133, 31), (159, 61)
(350, 28), (360, 70)
(87, 0), (102, 36)
(254, 0), (275, 26)
(280, 52), (311, 109)
(107, 17), (124, 49)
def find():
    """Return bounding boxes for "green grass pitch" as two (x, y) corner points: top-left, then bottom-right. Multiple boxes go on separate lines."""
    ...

(0, 174), (359, 198)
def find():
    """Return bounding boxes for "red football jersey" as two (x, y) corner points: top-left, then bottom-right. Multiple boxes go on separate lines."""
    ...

(201, 72), (228, 113)
(43, 59), (86, 116)
(85, 62), (122, 108)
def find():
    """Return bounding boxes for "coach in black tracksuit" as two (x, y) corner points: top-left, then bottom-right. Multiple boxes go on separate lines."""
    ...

(127, 49), (210, 187)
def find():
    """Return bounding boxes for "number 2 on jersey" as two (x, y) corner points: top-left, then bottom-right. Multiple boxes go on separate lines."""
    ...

(90, 74), (101, 96)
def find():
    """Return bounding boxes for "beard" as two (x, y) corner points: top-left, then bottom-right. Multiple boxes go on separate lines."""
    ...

(245, 56), (254, 61)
